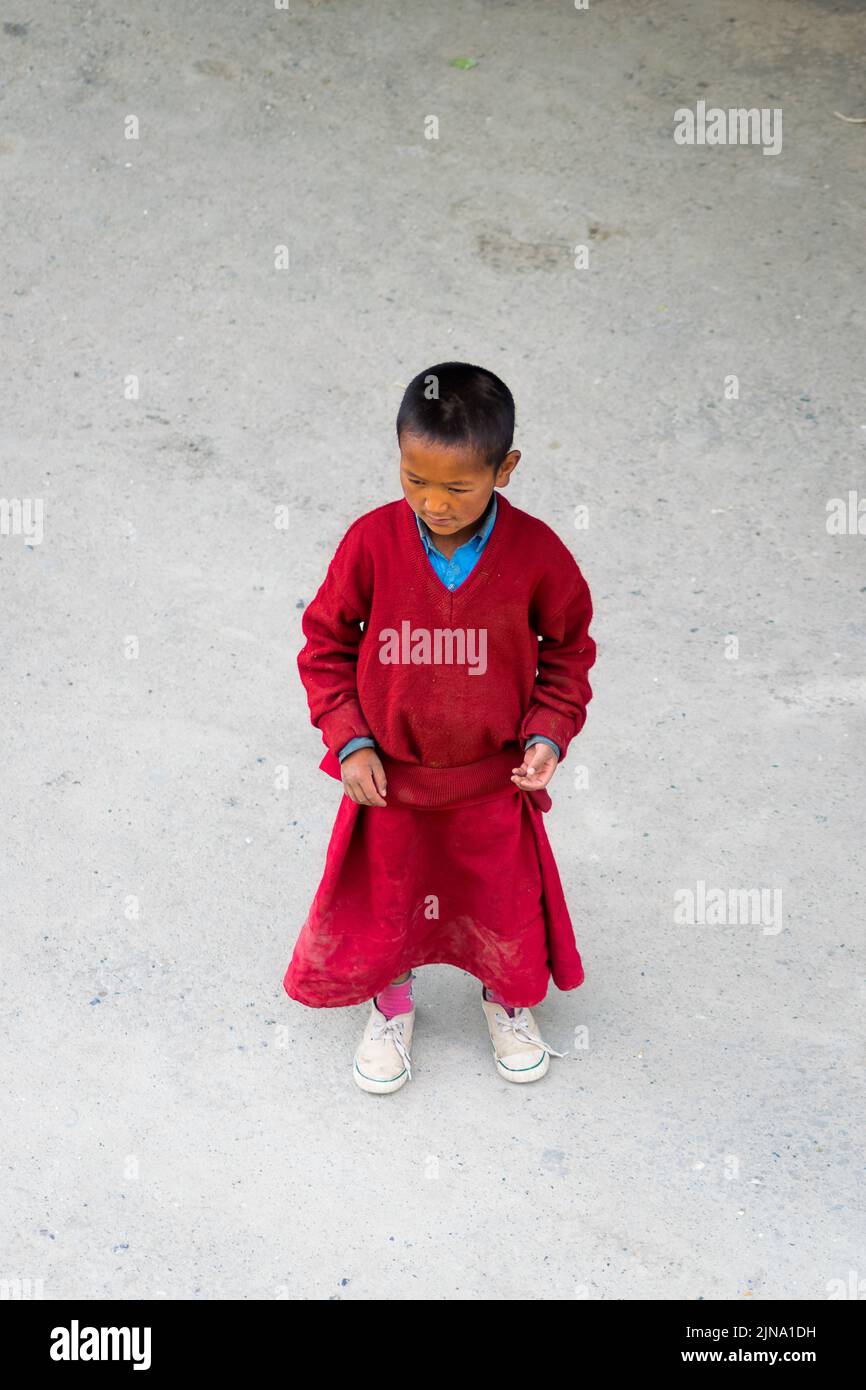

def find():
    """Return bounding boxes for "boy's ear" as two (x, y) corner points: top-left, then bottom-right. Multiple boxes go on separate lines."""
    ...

(495, 449), (520, 486)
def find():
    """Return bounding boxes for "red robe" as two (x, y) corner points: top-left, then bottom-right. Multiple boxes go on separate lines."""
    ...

(283, 493), (596, 1009)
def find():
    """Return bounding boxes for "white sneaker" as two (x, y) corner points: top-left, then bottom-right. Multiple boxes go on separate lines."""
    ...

(481, 989), (565, 1083)
(353, 997), (415, 1093)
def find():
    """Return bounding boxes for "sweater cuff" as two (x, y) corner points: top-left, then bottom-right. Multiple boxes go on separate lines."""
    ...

(519, 706), (578, 763)
(317, 699), (375, 761)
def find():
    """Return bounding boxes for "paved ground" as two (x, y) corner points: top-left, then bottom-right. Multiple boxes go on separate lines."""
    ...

(2, 0), (864, 1301)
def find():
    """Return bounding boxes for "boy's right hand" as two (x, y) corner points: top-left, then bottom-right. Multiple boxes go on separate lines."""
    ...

(340, 747), (388, 807)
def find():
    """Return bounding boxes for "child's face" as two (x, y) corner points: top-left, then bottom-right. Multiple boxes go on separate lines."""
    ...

(399, 433), (518, 538)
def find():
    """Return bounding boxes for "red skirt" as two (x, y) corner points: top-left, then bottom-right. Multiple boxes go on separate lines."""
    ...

(282, 782), (585, 1009)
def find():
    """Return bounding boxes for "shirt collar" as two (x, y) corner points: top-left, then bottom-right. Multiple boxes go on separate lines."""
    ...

(415, 491), (498, 554)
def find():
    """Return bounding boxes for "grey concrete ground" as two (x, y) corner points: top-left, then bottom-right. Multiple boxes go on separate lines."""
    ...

(2, 0), (864, 1301)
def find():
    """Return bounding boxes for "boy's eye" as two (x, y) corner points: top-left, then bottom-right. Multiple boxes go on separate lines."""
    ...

(407, 476), (468, 494)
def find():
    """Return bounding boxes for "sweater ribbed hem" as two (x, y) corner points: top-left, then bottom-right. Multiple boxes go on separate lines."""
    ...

(319, 742), (531, 808)
(379, 744), (525, 808)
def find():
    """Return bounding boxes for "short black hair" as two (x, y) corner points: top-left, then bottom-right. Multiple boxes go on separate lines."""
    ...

(396, 362), (515, 469)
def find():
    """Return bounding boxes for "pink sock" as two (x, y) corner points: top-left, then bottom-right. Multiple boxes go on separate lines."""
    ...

(483, 984), (515, 1017)
(375, 972), (414, 1019)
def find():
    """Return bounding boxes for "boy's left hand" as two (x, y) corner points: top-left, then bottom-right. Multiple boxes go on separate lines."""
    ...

(511, 743), (558, 790)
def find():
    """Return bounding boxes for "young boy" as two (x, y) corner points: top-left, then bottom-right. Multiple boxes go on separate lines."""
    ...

(283, 362), (596, 1093)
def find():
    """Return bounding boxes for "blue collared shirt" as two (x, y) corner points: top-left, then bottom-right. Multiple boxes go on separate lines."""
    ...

(337, 492), (559, 763)
(414, 490), (499, 590)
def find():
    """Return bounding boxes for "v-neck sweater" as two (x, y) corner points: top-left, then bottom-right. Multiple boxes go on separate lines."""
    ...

(297, 492), (596, 808)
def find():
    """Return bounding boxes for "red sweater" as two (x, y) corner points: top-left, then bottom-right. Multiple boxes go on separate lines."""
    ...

(297, 492), (596, 807)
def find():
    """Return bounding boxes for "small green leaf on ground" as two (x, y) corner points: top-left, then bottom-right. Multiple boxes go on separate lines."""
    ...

(449, 57), (478, 70)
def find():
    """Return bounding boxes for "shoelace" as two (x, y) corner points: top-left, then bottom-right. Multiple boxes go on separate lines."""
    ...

(370, 1014), (413, 1080)
(494, 1006), (567, 1058)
